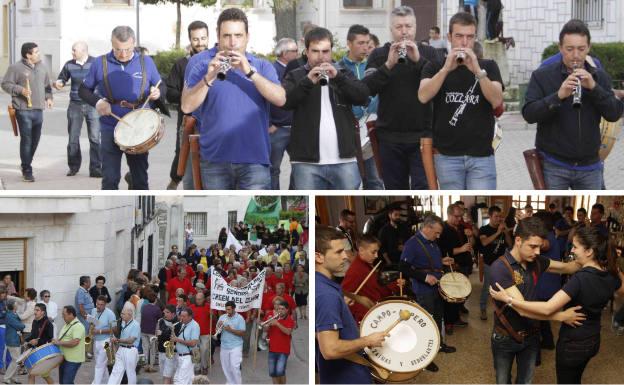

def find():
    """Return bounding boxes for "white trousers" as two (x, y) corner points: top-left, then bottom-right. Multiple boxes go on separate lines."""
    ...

(92, 339), (110, 384)
(199, 335), (211, 369)
(173, 354), (193, 384)
(158, 352), (177, 378)
(220, 346), (243, 384)
(107, 346), (138, 385)
(140, 333), (157, 366)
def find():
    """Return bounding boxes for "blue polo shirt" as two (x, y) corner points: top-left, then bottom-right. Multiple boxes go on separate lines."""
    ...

(175, 319), (200, 354)
(119, 319), (141, 348)
(90, 307), (117, 342)
(315, 272), (370, 384)
(184, 47), (279, 165)
(400, 232), (443, 295)
(218, 313), (245, 350)
(82, 51), (161, 130)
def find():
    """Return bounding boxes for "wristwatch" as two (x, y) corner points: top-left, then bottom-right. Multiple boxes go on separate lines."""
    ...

(476, 69), (488, 80)
(245, 69), (256, 78)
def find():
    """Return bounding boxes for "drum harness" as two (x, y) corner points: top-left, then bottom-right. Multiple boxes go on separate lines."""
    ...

(101, 54), (148, 110)
(20, 317), (50, 356)
(492, 256), (542, 343)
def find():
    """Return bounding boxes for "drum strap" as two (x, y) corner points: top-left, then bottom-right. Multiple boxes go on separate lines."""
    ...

(59, 320), (78, 341)
(344, 353), (390, 380)
(413, 236), (442, 273)
(492, 256), (541, 344)
(101, 54), (147, 105)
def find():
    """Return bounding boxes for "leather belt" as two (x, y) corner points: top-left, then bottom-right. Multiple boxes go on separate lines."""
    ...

(178, 353), (191, 357)
(117, 100), (141, 109)
(119, 344), (134, 348)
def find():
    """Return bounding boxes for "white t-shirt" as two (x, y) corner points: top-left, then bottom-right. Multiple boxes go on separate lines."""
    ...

(317, 87), (356, 165)
(429, 38), (448, 50)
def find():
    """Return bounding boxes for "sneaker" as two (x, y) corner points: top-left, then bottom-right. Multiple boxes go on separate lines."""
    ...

(124, 172), (133, 189)
(480, 309), (487, 320)
(425, 362), (439, 372)
(90, 169), (103, 178)
(66, 169), (78, 176)
(167, 179), (180, 190)
(22, 173), (34, 182)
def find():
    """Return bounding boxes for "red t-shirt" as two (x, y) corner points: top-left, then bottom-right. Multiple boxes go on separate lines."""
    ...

(282, 271), (294, 294)
(190, 303), (215, 335)
(185, 265), (196, 279)
(265, 311), (294, 354)
(167, 277), (196, 299)
(265, 274), (279, 292)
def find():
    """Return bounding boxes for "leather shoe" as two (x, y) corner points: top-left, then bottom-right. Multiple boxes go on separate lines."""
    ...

(440, 343), (456, 353)
(67, 169), (78, 176)
(480, 309), (488, 320)
(455, 319), (468, 327)
(425, 362), (439, 372)
(90, 169), (103, 178)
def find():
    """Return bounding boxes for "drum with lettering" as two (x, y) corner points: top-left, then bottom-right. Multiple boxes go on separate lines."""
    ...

(360, 299), (440, 383)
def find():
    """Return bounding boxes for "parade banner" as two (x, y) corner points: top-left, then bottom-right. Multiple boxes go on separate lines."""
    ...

(210, 269), (266, 312)
(225, 229), (243, 252)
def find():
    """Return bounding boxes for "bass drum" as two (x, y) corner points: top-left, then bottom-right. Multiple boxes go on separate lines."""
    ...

(360, 298), (440, 383)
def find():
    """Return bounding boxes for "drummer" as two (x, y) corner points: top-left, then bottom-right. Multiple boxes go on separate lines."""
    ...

(52, 306), (86, 385)
(24, 303), (55, 384)
(341, 234), (405, 324)
(316, 226), (387, 384)
(79, 25), (166, 190)
(399, 215), (456, 373)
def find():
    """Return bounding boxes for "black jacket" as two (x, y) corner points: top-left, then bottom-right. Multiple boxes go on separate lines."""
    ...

(364, 42), (443, 144)
(282, 64), (369, 163)
(523, 61), (624, 165)
(166, 55), (190, 129)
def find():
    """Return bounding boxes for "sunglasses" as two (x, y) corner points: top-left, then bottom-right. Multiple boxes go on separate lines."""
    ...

(43, 295), (50, 298)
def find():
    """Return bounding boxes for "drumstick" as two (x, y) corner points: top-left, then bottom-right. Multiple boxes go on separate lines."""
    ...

(353, 260), (382, 295)
(141, 79), (162, 109)
(384, 310), (411, 335)
(399, 272), (403, 297)
(110, 113), (132, 127)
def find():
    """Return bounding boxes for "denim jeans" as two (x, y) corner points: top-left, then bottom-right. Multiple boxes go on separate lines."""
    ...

(542, 158), (603, 190)
(435, 154), (497, 190)
(291, 162), (361, 190)
(555, 334), (600, 384)
(15, 109), (43, 174)
(268, 352), (289, 377)
(491, 332), (540, 384)
(59, 361), (82, 384)
(362, 156), (385, 190)
(101, 129), (149, 190)
(378, 140), (427, 189)
(200, 160), (270, 190)
(67, 101), (101, 173)
(479, 263), (492, 311)
(269, 126), (291, 190)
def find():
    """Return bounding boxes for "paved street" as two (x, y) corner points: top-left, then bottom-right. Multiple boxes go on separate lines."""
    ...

(1, 91), (623, 190)
(6, 318), (309, 384)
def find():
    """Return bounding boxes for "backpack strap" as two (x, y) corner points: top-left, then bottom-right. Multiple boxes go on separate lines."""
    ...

(101, 55), (116, 104)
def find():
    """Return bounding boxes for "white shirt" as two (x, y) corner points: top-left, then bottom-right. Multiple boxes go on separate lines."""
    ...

(41, 300), (58, 321)
(317, 86), (356, 165)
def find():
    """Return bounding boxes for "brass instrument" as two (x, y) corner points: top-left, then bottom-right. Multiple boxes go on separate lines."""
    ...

(164, 321), (180, 359)
(25, 77), (32, 108)
(104, 320), (120, 366)
(258, 312), (282, 351)
(85, 323), (94, 356)
(258, 313), (280, 329)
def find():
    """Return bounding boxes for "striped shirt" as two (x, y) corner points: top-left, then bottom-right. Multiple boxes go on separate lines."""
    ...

(57, 56), (96, 102)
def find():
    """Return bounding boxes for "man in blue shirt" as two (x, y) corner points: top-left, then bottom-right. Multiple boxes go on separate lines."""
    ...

(315, 226), (386, 384)
(339, 24), (384, 190)
(172, 307), (200, 385)
(75, 276), (94, 334)
(269, 38), (298, 190)
(54, 41), (101, 178)
(399, 215), (456, 373)
(181, 7), (286, 190)
(217, 301), (245, 384)
(108, 307), (141, 384)
(89, 296), (116, 384)
(79, 26), (165, 190)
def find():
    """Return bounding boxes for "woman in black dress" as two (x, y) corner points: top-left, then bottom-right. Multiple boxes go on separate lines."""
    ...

(490, 226), (624, 384)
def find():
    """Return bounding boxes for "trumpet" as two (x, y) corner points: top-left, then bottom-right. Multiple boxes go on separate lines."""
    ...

(258, 313), (281, 329)
(572, 61), (582, 109)
(217, 57), (232, 81)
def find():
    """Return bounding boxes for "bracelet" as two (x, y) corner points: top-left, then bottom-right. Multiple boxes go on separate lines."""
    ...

(203, 77), (211, 88)
(507, 297), (513, 307)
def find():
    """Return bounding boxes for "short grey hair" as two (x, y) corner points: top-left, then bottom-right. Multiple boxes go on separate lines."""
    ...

(391, 5), (415, 19)
(111, 26), (136, 42)
(422, 214), (443, 228)
(274, 37), (296, 57)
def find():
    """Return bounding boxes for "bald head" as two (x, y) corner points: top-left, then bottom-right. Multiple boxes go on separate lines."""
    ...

(72, 41), (88, 61)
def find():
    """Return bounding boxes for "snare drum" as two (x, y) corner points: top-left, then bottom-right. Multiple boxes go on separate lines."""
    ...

(438, 272), (472, 303)
(114, 109), (165, 154)
(23, 343), (64, 376)
(360, 299), (440, 383)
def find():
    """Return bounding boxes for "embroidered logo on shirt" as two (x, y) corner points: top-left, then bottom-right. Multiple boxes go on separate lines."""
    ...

(132, 72), (143, 79)
(513, 270), (524, 286)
